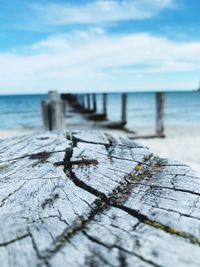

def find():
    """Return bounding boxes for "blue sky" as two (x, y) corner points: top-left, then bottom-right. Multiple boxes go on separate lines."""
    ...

(0, 0), (200, 94)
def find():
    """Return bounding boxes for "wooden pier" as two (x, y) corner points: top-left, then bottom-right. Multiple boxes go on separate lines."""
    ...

(0, 131), (200, 266)
(60, 91), (166, 138)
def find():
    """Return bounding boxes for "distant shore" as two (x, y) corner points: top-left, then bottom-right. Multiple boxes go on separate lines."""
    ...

(0, 125), (200, 172)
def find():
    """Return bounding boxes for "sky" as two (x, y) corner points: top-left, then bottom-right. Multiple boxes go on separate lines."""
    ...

(0, 0), (200, 94)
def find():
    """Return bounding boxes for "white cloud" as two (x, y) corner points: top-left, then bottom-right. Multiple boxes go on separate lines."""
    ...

(0, 29), (200, 94)
(32, 0), (174, 26)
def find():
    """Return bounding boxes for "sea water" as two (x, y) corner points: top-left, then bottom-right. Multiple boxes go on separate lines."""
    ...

(97, 91), (200, 129)
(0, 94), (47, 129)
(0, 92), (200, 130)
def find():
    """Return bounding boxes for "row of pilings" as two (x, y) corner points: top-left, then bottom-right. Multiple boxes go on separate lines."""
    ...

(61, 93), (129, 130)
(42, 91), (165, 138)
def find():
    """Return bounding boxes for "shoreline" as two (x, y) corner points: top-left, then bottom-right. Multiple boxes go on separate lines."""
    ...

(0, 125), (200, 172)
(0, 128), (38, 139)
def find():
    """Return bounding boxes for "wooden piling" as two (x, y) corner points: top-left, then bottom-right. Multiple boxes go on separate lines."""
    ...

(80, 95), (83, 107)
(41, 91), (66, 131)
(41, 100), (51, 130)
(78, 94), (81, 106)
(121, 93), (127, 125)
(87, 94), (91, 111)
(62, 100), (67, 117)
(156, 92), (165, 136)
(73, 94), (78, 105)
(92, 94), (97, 113)
(48, 90), (61, 101)
(103, 93), (107, 117)
(50, 101), (66, 131)
(83, 95), (86, 109)
(76, 94), (79, 104)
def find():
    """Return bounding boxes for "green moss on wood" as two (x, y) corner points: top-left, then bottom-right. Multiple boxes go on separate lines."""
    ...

(0, 164), (9, 172)
(145, 219), (200, 246)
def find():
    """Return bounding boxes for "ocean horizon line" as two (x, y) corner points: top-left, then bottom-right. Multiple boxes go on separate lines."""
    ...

(0, 88), (197, 97)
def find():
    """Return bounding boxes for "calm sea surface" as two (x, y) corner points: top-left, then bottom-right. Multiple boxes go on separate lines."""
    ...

(0, 92), (200, 129)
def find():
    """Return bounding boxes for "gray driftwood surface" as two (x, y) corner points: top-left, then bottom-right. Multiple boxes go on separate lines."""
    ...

(0, 131), (200, 267)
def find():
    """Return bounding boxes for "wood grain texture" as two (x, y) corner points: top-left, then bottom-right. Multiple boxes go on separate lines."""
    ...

(0, 131), (200, 267)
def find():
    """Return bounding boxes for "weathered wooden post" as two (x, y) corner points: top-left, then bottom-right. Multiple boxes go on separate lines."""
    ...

(50, 101), (66, 131)
(80, 95), (84, 108)
(87, 94), (91, 111)
(73, 94), (78, 106)
(76, 94), (80, 106)
(92, 94), (97, 113)
(156, 92), (165, 136)
(62, 100), (67, 117)
(82, 95), (86, 109)
(41, 100), (51, 130)
(82, 94), (86, 110)
(78, 94), (81, 107)
(121, 93), (127, 125)
(76, 94), (79, 105)
(41, 91), (66, 131)
(48, 90), (61, 102)
(103, 93), (107, 117)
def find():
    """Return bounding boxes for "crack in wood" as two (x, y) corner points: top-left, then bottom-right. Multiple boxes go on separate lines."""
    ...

(142, 201), (200, 221)
(40, 198), (107, 261)
(82, 231), (161, 267)
(55, 135), (200, 251)
(72, 133), (144, 149)
(122, 182), (200, 198)
(28, 227), (49, 266)
(0, 150), (66, 164)
(112, 204), (200, 246)
(0, 181), (27, 207)
(29, 151), (52, 166)
(38, 138), (166, 263)
(53, 159), (99, 168)
(0, 233), (30, 247)
(1, 132), (199, 266)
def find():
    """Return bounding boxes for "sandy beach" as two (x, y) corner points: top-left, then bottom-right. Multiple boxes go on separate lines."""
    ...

(0, 129), (37, 139)
(137, 125), (200, 171)
(1, 125), (200, 172)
